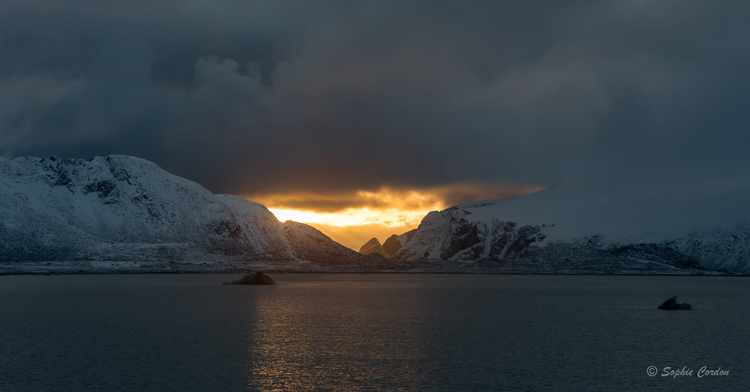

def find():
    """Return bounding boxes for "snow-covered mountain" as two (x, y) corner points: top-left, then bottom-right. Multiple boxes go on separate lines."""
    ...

(394, 183), (750, 274)
(0, 155), (366, 272)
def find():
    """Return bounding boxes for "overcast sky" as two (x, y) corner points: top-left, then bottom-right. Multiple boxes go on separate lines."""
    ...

(2, 0), (749, 205)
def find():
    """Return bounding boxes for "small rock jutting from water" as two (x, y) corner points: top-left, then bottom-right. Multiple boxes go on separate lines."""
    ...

(222, 272), (276, 285)
(657, 295), (692, 310)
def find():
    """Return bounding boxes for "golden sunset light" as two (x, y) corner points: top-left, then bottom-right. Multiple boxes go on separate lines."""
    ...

(268, 208), (432, 250)
(249, 184), (545, 250)
(268, 207), (432, 228)
(258, 188), (443, 249)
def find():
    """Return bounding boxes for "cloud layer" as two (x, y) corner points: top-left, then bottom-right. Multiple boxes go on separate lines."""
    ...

(248, 183), (545, 214)
(2, 1), (750, 198)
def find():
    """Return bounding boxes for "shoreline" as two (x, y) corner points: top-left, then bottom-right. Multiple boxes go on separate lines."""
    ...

(0, 267), (741, 277)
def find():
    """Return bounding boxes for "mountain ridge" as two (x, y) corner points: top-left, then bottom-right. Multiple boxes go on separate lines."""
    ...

(358, 229), (417, 259)
(3, 155), (747, 274)
(389, 183), (750, 273)
(0, 155), (371, 272)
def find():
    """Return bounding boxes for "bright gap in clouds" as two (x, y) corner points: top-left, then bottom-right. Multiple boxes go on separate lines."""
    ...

(268, 207), (433, 227)
(248, 184), (546, 250)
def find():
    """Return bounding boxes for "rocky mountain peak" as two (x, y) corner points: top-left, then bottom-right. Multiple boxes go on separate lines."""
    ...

(359, 238), (386, 258)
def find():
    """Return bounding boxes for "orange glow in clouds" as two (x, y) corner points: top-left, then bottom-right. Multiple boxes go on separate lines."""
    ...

(269, 207), (433, 228)
(269, 189), (441, 227)
(247, 184), (545, 250)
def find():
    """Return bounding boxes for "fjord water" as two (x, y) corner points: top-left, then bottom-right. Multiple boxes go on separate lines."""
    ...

(0, 274), (747, 391)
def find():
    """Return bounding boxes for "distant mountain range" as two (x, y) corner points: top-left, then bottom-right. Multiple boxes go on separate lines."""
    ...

(359, 183), (750, 274)
(358, 230), (416, 259)
(2, 155), (748, 274)
(0, 155), (382, 273)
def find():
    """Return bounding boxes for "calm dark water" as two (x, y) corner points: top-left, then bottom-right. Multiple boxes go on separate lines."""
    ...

(0, 273), (747, 391)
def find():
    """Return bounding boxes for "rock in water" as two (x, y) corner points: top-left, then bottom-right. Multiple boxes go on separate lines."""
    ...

(223, 272), (276, 285)
(657, 295), (692, 310)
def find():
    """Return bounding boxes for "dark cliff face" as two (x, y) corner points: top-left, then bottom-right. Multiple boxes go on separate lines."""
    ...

(430, 216), (547, 261)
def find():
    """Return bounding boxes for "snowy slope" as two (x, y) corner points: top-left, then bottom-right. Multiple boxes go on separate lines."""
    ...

(395, 183), (750, 273)
(0, 155), (365, 268)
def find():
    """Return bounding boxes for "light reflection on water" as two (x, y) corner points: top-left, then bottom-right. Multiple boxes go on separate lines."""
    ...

(244, 277), (427, 390)
(0, 274), (748, 391)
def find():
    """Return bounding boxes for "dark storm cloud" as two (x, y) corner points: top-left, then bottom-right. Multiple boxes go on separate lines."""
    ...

(2, 0), (750, 197)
